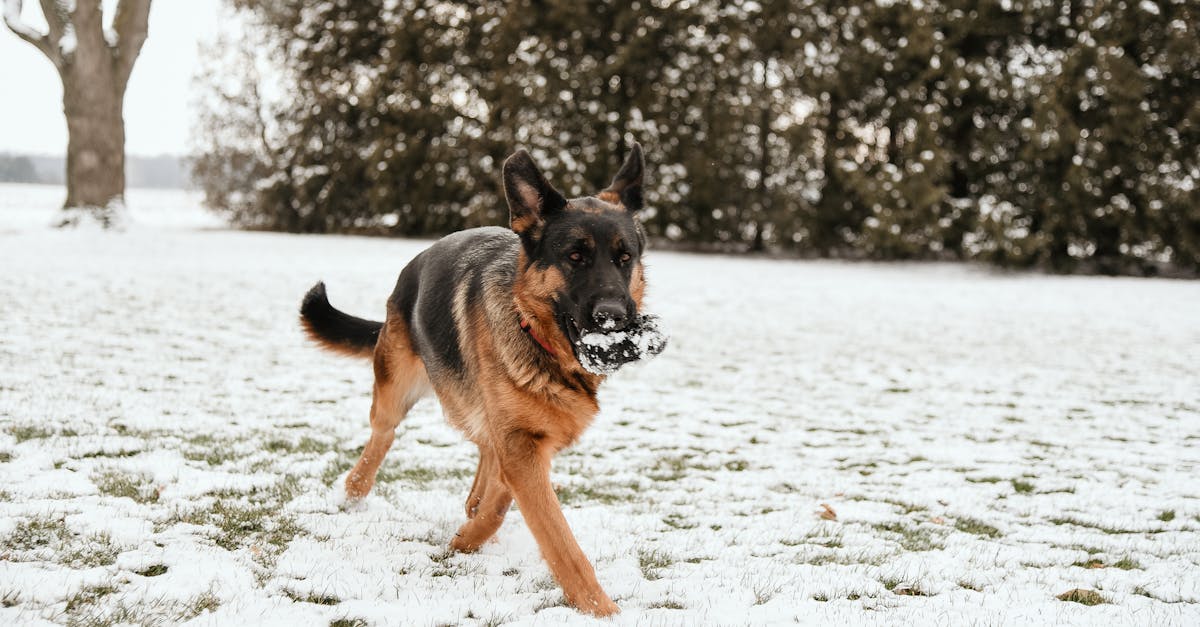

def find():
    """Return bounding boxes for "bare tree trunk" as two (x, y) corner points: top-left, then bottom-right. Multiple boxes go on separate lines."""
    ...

(4, 0), (151, 227)
(63, 76), (125, 212)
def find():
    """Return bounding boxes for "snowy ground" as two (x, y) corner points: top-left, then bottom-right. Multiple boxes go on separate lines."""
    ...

(1, 183), (1199, 626)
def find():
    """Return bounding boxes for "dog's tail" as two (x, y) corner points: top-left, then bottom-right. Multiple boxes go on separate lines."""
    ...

(299, 282), (383, 359)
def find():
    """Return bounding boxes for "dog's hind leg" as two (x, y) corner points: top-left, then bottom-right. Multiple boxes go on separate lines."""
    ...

(462, 443), (495, 519)
(345, 317), (429, 501)
(450, 443), (513, 552)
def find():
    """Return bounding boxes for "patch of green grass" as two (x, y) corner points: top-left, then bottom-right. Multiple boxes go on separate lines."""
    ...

(329, 620), (368, 627)
(556, 481), (637, 506)
(174, 500), (301, 552)
(7, 422), (57, 442)
(183, 591), (221, 619)
(1112, 557), (1140, 570)
(724, 459), (748, 472)
(285, 589), (339, 605)
(7, 424), (57, 443)
(264, 439), (293, 453)
(0, 490), (12, 502)
(80, 448), (142, 459)
(208, 475), (302, 505)
(1073, 558), (1105, 569)
(1058, 588), (1106, 605)
(1049, 516), (1132, 534)
(67, 601), (151, 627)
(182, 436), (241, 466)
(1158, 510), (1175, 522)
(64, 584), (117, 613)
(798, 547), (888, 567)
(61, 533), (120, 568)
(638, 549), (673, 581)
(954, 517), (1000, 538)
(93, 469), (159, 504)
(136, 564), (169, 577)
(295, 437), (333, 454)
(376, 463), (471, 487)
(958, 580), (982, 592)
(872, 522), (945, 552)
(965, 476), (1003, 484)
(6, 516), (70, 551)
(321, 457), (352, 486)
(1011, 479), (1035, 494)
(782, 524), (844, 548)
(647, 599), (685, 609)
(662, 513), (697, 530)
(262, 436), (335, 455)
(879, 497), (928, 514)
(881, 578), (930, 596)
(1133, 586), (1159, 600)
(644, 453), (725, 482)
(0, 451), (12, 463)
(646, 455), (689, 482)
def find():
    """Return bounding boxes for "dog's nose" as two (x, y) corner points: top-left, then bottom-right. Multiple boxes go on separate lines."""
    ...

(592, 300), (629, 330)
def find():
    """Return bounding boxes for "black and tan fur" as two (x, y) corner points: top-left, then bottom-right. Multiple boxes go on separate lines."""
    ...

(299, 143), (649, 616)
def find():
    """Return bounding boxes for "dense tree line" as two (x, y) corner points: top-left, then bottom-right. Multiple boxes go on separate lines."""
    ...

(192, 0), (1199, 276)
(0, 155), (40, 183)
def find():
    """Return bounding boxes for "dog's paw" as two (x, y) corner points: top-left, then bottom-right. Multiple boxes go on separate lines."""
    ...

(579, 596), (620, 617)
(566, 591), (619, 617)
(330, 471), (372, 512)
(338, 494), (369, 513)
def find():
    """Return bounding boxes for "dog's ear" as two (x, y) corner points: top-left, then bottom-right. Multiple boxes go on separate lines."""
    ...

(602, 142), (644, 212)
(504, 149), (566, 241)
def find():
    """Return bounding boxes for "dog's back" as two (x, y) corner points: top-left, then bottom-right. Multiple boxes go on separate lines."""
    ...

(387, 226), (518, 385)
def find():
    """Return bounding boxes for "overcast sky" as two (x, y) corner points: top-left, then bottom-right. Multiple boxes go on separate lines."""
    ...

(0, 0), (226, 156)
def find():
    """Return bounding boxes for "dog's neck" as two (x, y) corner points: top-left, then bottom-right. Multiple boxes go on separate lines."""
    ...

(520, 318), (558, 356)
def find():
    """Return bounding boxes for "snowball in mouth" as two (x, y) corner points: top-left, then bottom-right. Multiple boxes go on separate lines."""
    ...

(575, 313), (668, 375)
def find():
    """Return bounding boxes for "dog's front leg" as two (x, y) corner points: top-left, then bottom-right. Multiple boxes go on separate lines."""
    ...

(495, 429), (618, 617)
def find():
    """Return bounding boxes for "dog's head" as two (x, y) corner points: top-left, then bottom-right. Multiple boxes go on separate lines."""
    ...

(505, 144), (647, 345)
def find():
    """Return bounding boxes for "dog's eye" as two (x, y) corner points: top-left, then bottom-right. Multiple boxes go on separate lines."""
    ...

(569, 251), (583, 263)
(618, 252), (632, 264)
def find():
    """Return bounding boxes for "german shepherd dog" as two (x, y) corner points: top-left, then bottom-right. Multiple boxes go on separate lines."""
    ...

(299, 144), (649, 616)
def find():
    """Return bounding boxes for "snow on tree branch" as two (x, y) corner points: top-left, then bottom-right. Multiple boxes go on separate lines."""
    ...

(37, 0), (70, 45)
(4, 0), (58, 62)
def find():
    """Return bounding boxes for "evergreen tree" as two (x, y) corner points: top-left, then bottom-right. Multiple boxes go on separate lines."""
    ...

(192, 0), (1200, 276)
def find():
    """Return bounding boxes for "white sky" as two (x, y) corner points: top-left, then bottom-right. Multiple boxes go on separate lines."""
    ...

(0, 0), (227, 156)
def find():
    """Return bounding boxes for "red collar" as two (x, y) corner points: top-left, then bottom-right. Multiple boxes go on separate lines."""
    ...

(520, 319), (558, 356)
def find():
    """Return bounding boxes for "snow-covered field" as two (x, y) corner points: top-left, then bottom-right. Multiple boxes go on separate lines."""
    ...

(1, 183), (1199, 626)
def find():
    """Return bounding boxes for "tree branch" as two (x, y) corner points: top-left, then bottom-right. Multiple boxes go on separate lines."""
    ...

(37, 0), (66, 45)
(111, 0), (151, 89)
(4, 0), (59, 65)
